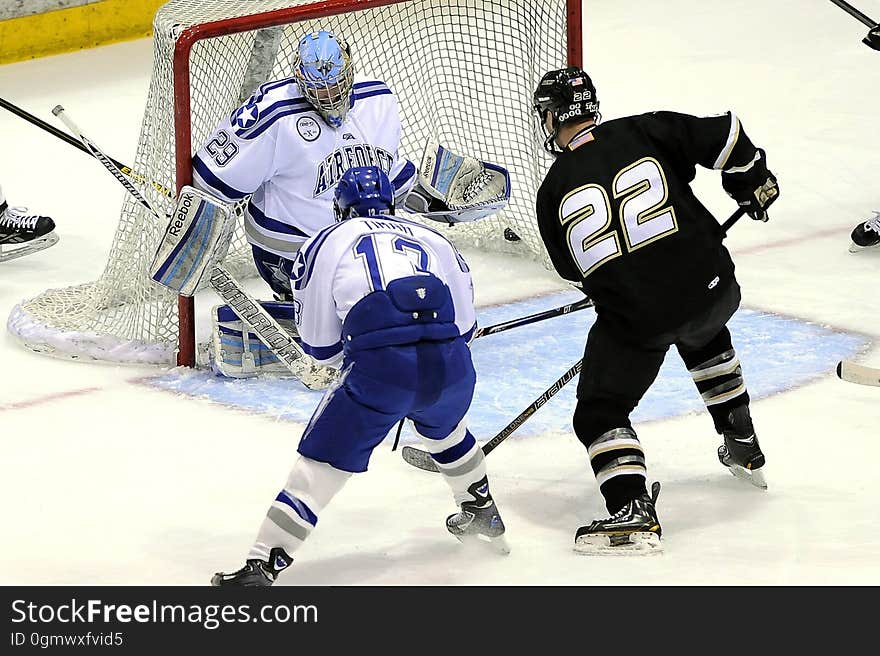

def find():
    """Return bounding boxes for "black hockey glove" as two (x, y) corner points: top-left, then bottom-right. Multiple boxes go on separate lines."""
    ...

(721, 148), (779, 222)
(864, 25), (880, 51)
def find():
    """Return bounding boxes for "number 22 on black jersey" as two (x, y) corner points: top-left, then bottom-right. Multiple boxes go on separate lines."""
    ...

(561, 157), (678, 277)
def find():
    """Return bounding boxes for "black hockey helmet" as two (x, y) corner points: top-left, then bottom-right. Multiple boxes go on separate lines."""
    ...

(533, 66), (599, 154)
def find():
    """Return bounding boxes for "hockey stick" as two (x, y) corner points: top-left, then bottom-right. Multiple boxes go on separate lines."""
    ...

(0, 96), (174, 199)
(50, 105), (330, 389)
(465, 207), (740, 341)
(827, 0), (880, 49)
(388, 297), (591, 452)
(721, 207), (747, 235)
(836, 360), (880, 387)
(473, 295), (593, 340)
(402, 206), (747, 472)
(401, 359), (583, 473)
(828, 0), (877, 28)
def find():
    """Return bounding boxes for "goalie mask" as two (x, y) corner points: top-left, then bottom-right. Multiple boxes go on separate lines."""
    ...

(533, 66), (600, 155)
(294, 30), (355, 129)
(334, 166), (395, 221)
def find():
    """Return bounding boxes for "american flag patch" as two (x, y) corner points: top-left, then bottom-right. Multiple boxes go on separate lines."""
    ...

(569, 130), (595, 150)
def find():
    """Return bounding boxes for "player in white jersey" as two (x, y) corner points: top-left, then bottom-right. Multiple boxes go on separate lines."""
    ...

(0, 183), (58, 263)
(212, 166), (508, 586)
(192, 30), (416, 300)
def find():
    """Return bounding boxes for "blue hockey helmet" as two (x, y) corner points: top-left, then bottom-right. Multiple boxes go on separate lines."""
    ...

(334, 166), (395, 221)
(294, 30), (354, 128)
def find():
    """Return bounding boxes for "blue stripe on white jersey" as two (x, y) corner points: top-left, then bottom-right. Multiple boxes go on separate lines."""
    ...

(352, 88), (392, 103)
(352, 80), (389, 92)
(229, 77), (299, 123)
(252, 76), (298, 103)
(462, 322), (476, 343)
(300, 339), (344, 364)
(293, 221), (350, 291)
(235, 80), (387, 139)
(248, 201), (309, 238)
(235, 102), (315, 140)
(192, 154), (248, 201)
(391, 161), (416, 200)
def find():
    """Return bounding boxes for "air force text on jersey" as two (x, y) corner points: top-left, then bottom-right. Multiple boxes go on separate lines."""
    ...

(192, 77), (417, 258)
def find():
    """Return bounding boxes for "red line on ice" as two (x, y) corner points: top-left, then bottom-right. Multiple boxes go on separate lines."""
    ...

(0, 386), (103, 411)
(732, 225), (849, 256)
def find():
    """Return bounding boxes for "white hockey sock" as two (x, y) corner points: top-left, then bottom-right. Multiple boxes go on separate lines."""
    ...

(248, 456), (352, 562)
(414, 418), (488, 505)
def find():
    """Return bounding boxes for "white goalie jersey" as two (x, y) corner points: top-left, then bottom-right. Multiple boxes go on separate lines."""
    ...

(290, 216), (477, 368)
(192, 76), (417, 258)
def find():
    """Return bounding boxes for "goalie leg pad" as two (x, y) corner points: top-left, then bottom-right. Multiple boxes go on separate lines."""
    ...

(210, 301), (299, 378)
(150, 185), (234, 296)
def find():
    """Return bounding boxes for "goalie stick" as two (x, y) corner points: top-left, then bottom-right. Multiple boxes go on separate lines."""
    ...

(0, 96), (173, 199)
(836, 361), (880, 387)
(401, 207), (746, 472)
(50, 105), (331, 390)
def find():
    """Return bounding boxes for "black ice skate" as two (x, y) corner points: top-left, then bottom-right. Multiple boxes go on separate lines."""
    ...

(446, 477), (510, 555)
(717, 405), (767, 489)
(849, 211), (880, 252)
(210, 547), (292, 587)
(0, 202), (59, 263)
(574, 481), (662, 555)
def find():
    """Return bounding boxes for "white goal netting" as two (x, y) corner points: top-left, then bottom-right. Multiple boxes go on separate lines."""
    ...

(8, 0), (575, 365)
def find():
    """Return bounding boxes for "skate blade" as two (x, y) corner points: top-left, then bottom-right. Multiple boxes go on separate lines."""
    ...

(455, 533), (511, 555)
(0, 233), (59, 263)
(728, 464), (767, 489)
(573, 531), (662, 556)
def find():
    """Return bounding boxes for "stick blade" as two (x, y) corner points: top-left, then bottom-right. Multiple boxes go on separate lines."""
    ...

(837, 360), (880, 387)
(400, 445), (440, 473)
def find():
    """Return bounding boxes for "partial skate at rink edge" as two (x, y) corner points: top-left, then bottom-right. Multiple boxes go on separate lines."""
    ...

(143, 290), (869, 442)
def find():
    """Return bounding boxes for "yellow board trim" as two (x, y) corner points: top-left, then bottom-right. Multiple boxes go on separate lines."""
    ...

(0, 0), (166, 65)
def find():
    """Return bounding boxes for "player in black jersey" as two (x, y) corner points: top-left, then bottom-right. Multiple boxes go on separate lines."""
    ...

(533, 66), (779, 554)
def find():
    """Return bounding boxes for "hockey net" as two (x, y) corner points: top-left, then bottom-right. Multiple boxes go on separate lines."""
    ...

(8, 0), (581, 366)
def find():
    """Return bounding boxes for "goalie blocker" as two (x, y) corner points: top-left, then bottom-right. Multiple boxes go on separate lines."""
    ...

(149, 185), (235, 296)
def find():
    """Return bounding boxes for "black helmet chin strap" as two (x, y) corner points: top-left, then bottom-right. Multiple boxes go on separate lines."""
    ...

(540, 113), (565, 156)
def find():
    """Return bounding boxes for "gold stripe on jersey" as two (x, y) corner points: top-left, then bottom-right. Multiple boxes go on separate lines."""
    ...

(713, 112), (741, 169)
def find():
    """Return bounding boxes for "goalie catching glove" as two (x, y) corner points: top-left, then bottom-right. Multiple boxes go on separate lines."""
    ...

(721, 148), (779, 222)
(403, 139), (511, 224)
